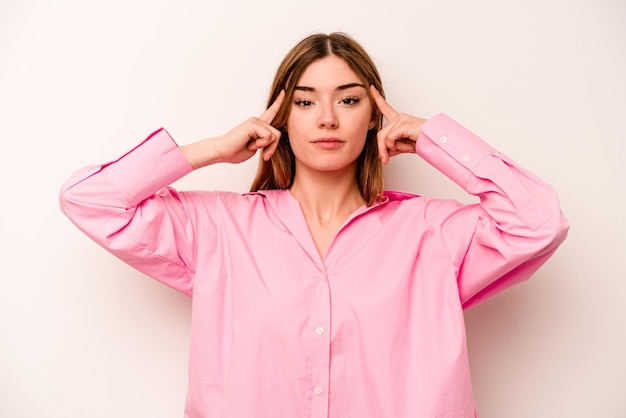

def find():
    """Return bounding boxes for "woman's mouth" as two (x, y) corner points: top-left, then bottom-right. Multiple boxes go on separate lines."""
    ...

(312, 137), (344, 150)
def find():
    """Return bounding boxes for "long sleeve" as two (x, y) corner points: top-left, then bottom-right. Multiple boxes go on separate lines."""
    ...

(415, 113), (569, 309)
(59, 128), (198, 295)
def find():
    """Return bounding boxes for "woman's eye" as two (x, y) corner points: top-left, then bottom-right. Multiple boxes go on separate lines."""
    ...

(294, 99), (313, 107)
(341, 97), (360, 106)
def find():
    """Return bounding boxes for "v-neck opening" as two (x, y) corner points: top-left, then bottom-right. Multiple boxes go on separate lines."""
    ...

(253, 189), (391, 265)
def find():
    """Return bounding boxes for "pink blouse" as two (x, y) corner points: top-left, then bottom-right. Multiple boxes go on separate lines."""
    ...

(60, 113), (569, 417)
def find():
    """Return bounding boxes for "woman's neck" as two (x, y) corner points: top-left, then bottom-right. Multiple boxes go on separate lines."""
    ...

(289, 167), (364, 259)
(289, 166), (364, 227)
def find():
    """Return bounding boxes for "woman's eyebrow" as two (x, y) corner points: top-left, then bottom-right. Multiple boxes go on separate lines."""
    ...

(294, 83), (367, 92)
(337, 82), (366, 91)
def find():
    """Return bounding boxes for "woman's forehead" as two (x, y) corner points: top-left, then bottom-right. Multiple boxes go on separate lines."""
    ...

(297, 56), (362, 88)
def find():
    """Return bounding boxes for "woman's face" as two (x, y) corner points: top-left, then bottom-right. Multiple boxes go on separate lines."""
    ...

(286, 55), (374, 177)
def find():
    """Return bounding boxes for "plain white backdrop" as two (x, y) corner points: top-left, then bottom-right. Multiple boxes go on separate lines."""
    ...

(1, 0), (625, 416)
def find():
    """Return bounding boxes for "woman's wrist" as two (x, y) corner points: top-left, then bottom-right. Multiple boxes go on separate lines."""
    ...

(179, 137), (223, 169)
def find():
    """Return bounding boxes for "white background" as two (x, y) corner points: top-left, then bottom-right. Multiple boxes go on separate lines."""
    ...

(1, 0), (625, 416)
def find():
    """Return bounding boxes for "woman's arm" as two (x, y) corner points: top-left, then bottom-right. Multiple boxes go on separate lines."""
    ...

(59, 129), (200, 295)
(370, 86), (569, 308)
(416, 114), (569, 308)
(59, 91), (284, 294)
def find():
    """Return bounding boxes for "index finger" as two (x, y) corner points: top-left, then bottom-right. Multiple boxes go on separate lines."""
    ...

(259, 89), (285, 124)
(369, 85), (398, 121)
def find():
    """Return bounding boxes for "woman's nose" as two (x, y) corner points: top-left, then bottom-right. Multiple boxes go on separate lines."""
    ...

(317, 104), (338, 129)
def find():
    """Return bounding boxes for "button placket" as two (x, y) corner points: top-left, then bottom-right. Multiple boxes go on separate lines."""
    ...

(308, 268), (331, 416)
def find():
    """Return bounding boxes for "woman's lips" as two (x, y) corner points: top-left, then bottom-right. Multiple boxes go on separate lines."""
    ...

(312, 137), (344, 150)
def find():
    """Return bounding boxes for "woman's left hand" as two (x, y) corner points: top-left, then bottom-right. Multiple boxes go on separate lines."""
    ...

(370, 85), (427, 164)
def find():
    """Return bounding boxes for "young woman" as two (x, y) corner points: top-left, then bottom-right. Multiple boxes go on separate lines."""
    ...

(60, 33), (569, 417)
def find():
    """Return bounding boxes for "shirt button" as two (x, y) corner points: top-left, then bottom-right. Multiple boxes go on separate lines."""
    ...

(439, 135), (448, 143)
(462, 154), (471, 161)
(316, 326), (325, 335)
(314, 386), (324, 395)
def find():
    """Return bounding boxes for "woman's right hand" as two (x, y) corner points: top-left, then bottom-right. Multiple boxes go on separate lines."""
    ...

(181, 90), (285, 169)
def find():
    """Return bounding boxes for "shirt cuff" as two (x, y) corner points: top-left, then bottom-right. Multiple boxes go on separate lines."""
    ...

(102, 128), (194, 207)
(415, 113), (497, 189)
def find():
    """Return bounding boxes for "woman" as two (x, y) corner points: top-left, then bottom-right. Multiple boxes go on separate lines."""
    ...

(60, 33), (569, 417)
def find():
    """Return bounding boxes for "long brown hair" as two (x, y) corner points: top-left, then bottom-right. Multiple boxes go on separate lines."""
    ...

(250, 32), (385, 206)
